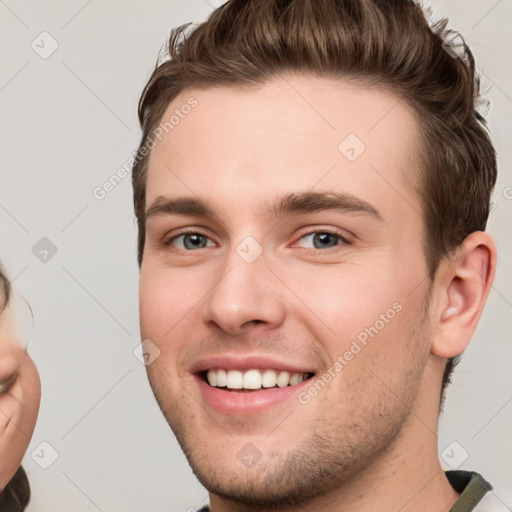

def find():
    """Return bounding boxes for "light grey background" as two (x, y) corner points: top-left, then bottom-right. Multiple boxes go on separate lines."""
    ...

(1, 1), (510, 510)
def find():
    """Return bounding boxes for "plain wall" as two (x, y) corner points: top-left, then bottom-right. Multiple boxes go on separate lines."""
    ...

(0, 0), (510, 510)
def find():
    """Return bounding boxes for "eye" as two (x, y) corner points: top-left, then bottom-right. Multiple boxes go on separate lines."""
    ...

(165, 232), (215, 251)
(294, 230), (350, 250)
(162, 228), (351, 253)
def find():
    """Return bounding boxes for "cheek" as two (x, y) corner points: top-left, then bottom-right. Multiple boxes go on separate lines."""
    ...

(139, 265), (207, 349)
(283, 261), (401, 340)
(0, 352), (40, 489)
(285, 259), (426, 383)
(140, 264), (171, 344)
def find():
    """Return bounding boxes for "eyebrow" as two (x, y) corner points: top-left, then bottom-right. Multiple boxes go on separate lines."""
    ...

(145, 191), (383, 224)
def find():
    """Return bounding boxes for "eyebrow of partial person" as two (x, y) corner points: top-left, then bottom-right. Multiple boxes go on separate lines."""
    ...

(145, 191), (383, 224)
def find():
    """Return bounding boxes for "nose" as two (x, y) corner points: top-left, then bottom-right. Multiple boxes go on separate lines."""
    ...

(201, 246), (286, 336)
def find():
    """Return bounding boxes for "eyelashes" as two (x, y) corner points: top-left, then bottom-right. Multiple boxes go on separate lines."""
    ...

(292, 230), (351, 250)
(164, 231), (215, 251)
(162, 228), (352, 253)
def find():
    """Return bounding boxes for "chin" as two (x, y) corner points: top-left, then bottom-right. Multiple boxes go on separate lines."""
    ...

(188, 454), (338, 509)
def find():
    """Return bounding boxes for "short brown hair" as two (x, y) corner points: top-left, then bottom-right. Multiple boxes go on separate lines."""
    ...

(131, 0), (497, 406)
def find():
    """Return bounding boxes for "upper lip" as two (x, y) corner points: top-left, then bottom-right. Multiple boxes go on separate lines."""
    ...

(190, 355), (316, 375)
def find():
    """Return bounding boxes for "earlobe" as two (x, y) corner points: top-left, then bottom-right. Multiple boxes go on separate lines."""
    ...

(431, 231), (496, 359)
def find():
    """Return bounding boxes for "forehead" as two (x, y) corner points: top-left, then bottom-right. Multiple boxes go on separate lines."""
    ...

(145, 75), (423, 224)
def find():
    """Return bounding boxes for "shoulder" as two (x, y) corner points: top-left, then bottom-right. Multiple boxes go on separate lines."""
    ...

(446, 470), (509, 512)
(473, 491), (512, 512)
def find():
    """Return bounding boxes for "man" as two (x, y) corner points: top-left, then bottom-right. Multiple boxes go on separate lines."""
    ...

(132, 1), (501, 510)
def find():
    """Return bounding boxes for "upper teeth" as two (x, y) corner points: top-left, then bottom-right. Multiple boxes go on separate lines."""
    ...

(206, 369), (308, 389)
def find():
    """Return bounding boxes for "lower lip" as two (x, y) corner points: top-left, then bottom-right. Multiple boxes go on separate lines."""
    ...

(195, 375), (313, 415)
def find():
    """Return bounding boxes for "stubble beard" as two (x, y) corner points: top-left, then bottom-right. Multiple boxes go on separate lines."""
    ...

(146, 291), (433, 508)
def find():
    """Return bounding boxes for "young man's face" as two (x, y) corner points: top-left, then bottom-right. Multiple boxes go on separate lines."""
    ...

(139, 75), (439, 505)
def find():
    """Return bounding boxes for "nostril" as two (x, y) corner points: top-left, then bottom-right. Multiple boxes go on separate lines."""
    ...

(243, 319), (264, 327)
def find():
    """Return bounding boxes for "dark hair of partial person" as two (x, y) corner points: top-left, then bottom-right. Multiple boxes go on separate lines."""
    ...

(0, 467), (31, 512)
(0, 265), (10, 313)
(0, 268), (31, 511)
(130, 0), (497, 410)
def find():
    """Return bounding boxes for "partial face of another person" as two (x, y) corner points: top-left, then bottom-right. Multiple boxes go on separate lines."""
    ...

(139, 76), (441, 505)
(0, 286), (40, 490)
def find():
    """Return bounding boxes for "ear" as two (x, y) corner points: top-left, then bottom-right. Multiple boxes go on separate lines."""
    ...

(430, 231), (496, 359)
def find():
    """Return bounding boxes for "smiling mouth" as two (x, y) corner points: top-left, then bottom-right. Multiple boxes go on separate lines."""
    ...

(201, 368), (315, 392)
